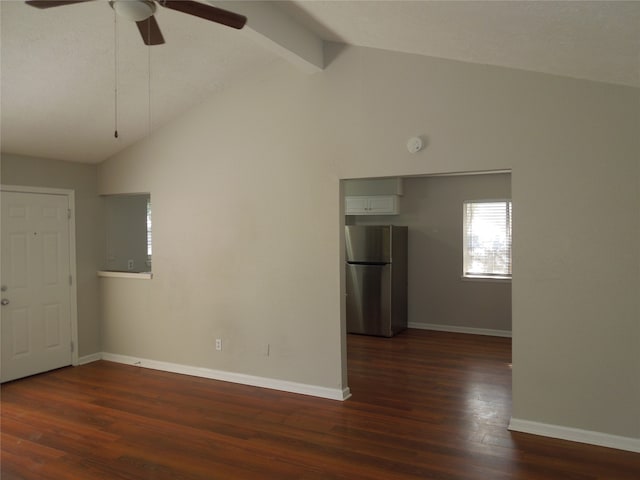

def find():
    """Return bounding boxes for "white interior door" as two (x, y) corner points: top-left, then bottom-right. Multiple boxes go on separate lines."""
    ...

(1, 191), (73, 382)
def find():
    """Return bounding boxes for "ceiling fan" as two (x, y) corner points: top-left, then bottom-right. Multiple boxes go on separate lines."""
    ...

(25, 0), (247, 45)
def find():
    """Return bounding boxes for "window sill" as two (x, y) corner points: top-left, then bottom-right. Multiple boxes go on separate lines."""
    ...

(462, 275), (511, 283)
(97, 270), (153, 280)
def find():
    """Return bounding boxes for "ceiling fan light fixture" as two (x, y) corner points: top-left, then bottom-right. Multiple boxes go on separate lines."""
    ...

(110, 0), (156, 22)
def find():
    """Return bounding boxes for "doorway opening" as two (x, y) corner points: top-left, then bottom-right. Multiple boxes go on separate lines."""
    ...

(340, 171), (513, 391)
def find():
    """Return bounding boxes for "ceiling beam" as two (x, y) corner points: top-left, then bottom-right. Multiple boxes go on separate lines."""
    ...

(208, 1), (324, 74)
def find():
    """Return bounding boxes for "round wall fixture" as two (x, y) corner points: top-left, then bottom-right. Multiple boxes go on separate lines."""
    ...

(406, 136), (423, 153)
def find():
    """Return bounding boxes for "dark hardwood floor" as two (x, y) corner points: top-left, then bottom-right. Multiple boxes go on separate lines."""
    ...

(1, 329), (638, 479)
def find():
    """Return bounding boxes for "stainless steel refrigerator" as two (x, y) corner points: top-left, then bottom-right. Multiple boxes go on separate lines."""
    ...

(345, 225), (408, 337)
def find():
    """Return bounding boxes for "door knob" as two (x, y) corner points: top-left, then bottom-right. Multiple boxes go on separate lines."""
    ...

(1, 299), (9, 306)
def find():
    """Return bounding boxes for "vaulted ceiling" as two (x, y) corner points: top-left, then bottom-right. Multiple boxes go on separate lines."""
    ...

(2, 1), (638, 164)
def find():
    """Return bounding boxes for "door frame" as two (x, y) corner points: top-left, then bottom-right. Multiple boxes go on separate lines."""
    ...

(1, 184), (79, 367)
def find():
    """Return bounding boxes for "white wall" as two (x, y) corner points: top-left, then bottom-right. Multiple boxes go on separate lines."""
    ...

(99, 44), (639, 443)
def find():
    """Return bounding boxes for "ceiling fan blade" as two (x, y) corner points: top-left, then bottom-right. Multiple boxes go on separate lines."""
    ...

(25, 0), (94, 8)
(136, 16), (165, 45)
(160, 1), (247, 30)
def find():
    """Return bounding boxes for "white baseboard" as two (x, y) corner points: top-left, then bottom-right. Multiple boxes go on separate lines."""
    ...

(99, 352), (351, 401)
(71, 351), (639, 454)
(409, 322), (512, 338)
(76, 353), (103, 365)
(509, 417), (640, 453)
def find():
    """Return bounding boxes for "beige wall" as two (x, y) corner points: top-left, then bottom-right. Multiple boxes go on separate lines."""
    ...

(352, 173), (512, 332)
(330, 45), (639, 440)
(99, 44), (639, 441)
(98, 61), (345, 389)
(0, 154), (103, 357)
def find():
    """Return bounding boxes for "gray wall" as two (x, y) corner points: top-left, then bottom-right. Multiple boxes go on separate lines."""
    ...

(0, 154), (103, 357)
(352, 173), (512, 333)
(344, 177), (403, 196)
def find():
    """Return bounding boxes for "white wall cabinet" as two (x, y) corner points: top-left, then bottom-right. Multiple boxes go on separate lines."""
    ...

(345, 195), (399, 215)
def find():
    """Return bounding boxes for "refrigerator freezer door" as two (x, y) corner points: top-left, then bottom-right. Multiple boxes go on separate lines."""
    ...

(345, 226), (391, 263)
(346, 263), (392, 337)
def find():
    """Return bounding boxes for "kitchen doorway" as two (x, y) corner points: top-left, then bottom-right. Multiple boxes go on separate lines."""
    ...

(340, 172), (513, 387)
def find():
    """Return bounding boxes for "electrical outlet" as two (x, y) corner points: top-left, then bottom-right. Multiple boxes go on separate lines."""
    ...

(215, 338), (222, 351)
(127, 259), (134, 270)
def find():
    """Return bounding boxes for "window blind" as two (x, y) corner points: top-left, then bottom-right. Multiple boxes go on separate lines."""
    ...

(463, 200), (512, 277)
(146, 199), (152, 260)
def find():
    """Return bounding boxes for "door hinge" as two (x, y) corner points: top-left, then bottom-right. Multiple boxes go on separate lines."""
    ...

(67, 209), (71, 219)
(69, 275), (73, 286)
(70, 341), (74, 353)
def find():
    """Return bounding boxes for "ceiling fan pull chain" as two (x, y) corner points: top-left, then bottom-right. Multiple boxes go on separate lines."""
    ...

(114, 10), (119, 139)
(148, 19), (152, 137)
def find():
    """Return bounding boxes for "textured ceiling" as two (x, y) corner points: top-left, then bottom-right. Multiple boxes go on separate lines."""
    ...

(0, 0), (279, 163)
(1, 1), (638, 164)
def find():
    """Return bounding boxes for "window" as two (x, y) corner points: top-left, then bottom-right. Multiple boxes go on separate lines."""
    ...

(103, 193), (151, 273)
(463, 200), (512, 279)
